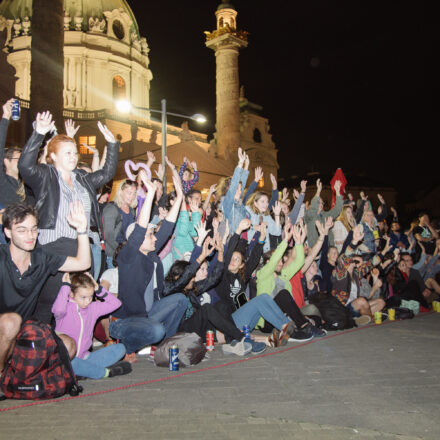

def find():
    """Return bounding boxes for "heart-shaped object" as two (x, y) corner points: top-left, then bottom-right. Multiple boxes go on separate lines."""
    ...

(124, 160), (152, 181)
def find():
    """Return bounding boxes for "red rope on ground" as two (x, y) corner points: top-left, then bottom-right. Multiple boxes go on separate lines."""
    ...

(0, 312), (434, 413)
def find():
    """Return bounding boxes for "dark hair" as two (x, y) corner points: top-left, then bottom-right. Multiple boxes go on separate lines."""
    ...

(165, 260), (190, 284)
(165, 191), (176, 210)
(112, 243), (125, 268)
(4, 147), (21, 161)
(70, 272), (95, 294)
(2, 203), (38, 230)
(187, 189), (201, 200)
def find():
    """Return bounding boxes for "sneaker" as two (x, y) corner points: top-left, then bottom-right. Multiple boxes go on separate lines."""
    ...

(354, 315), (371, 326)
(123, 352), (138, 364)
(222, 339), (252, 356)
(244, 338), (266, 354)
(137, 346), (152, 356)
(288, 325), (314, 342)
(108, 361), (132, 377)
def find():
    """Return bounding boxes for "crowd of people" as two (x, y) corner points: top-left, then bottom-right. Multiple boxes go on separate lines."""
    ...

(1, 97), (439, 385)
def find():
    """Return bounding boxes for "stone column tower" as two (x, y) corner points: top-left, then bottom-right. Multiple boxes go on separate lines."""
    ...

(205, 1), (248, 159)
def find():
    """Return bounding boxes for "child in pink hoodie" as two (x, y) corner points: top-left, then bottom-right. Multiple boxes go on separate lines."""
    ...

(52, 272), (131, 379)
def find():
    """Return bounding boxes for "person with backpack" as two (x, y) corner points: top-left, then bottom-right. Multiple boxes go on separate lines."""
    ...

(52, 272), (131, 379)
(0, 201), (91, 374)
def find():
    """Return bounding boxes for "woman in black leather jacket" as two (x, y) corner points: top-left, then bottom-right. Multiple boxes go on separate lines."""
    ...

(18, 111), (119, 323)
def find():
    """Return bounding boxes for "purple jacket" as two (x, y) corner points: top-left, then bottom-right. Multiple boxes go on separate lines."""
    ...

(179, 162), (199, 194)
(52, 283), (121, 359)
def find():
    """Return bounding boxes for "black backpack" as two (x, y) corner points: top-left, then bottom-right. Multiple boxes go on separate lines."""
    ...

(309, 293), (356, 331)
(0, 320), (82, 400)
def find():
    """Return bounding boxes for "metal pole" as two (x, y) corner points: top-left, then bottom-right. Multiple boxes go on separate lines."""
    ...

(161, 98), (167, 191)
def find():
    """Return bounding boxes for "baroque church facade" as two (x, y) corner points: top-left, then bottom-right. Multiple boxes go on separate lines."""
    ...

(0, 0), (278, 191)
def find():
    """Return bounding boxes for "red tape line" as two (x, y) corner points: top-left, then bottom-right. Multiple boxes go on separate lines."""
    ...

(0, 312), (433, 412)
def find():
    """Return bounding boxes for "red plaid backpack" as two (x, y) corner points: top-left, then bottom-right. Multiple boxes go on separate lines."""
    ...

(0, 320), (83, 400)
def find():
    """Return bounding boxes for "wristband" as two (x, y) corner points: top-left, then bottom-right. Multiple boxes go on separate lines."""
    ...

(77, 231), (88, 235)
(350, 241), (359, 249)
(258, 239), (265, 244)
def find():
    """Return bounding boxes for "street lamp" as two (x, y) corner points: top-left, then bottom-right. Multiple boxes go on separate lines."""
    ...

(115, 98), (206, 189)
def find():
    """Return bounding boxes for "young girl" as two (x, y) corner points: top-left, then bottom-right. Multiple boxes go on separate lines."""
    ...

(245, 192), (282, 252)
(52, 272), (131, 379)
(179, 157), (199, 194)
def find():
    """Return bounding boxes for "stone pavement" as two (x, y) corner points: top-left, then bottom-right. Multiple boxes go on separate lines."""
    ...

(1, 313), (440, 440)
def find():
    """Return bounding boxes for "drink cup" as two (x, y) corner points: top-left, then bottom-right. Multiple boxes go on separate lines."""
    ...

(388, 308), (395, 321)
(374, 311), (382, 324)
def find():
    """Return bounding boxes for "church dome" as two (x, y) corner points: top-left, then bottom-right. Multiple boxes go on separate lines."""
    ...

(217, 1), (235, 11)
(0, 0), (140, 37)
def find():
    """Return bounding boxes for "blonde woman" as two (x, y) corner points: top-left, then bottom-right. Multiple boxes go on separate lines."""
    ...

(245, 191), (281, 252)
(102, 179), (138, 268)
(333, 205), (356, 252)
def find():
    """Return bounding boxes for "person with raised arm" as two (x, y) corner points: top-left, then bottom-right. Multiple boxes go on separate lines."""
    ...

(0, 201), (91, 373)
(0, 99), (33, 208)
(304, 178), (343, 247)
(17, 111), (119, 323)
(331, 225), (386, 322)
(109, 165), (188, 363)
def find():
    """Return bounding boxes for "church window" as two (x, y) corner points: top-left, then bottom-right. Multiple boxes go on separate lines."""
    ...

(219, 17), (224, 28)
(112, 20), (125, 40)
(253, 128), (262, 143)
(113, 75), (126, 101)
(78, 136), (96, 155)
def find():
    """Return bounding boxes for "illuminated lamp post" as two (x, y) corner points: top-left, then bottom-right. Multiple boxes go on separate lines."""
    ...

(116, 98), (206, 190)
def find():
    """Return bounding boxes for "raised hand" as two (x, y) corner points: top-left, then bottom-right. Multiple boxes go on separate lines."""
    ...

(282, 188), (289, 202)
(97, 121), (116, 143)
(65, 119), (80, 138)
(270, 173), (277, 190)
(200, 236), (215, 259)
(377, 193), (385, 204)
(272, 201), (282, 217)
(348, 193), (354, 201)
(334, 180), (342, 195)
(195, 221), (210, 245)
(214, 233), (224, 254)
(283, 222), (293, 241)
(352, 224), (364, 244)
(237, 147), (246, 166)
(84, 272), (99, 291)
(146, 151), (156, 165)
(2, 98), (14, 120)
(254, 166), (263, 183)
(300, 180), (307, 193)
(291, 223), (302, 243)
(360, 191), (368, 201)
(62, 272), (71, 284)
(293, 188), (300, 201)
(35, 111), (55, 135)
(67, 200), (87, 232)
(260, 222), (268, 241)
(316, 178), (322, 195)
(189, 198), (202, 213)
(237, 218), (251, 234)
(190, 160), (198, 171)
(324, 216), (334, 233)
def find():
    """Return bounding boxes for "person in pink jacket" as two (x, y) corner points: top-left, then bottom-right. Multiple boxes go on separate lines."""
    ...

(52, 272), (131, 379)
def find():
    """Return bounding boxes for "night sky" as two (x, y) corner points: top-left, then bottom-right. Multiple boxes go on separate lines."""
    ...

(130, 0), (433, 202)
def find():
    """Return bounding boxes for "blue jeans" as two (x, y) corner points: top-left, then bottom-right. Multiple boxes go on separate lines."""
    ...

(109, 293), (188, 354)
(232, 294), (289, 331)
(106, 256), (115, 270)
(91, 243), (102, 281)
(71, 343), (126, 379)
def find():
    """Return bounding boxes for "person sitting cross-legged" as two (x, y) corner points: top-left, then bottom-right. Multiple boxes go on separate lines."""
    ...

(109, 164), (188, 363)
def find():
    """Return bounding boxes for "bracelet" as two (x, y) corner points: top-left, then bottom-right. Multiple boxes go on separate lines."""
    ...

(77, 231), (88, 235)
(350, 241), (359, 248)
(258, 239), (265, 244)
